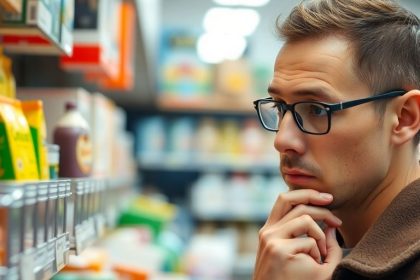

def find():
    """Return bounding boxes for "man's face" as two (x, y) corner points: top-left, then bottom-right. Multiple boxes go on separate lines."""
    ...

(270, 36), (392, 210)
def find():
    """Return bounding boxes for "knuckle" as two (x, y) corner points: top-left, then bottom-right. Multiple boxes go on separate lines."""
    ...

(301, 214), (313, 223)
(308, 237), (317, 247)
(258, 227), (269, 243)
(293, 204), (307, 214)
(265, 240), (286, 258)
(277, 193), (287, 203)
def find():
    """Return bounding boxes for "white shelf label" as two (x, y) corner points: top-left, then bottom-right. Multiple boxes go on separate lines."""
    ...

(95, 215), (106, 238)
(56, 236), (66, 270)
(75, 225), (84, 254)
(20, 253), (35, 280)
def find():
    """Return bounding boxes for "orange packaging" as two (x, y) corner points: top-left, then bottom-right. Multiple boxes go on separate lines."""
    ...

(113, 264), (149, 280)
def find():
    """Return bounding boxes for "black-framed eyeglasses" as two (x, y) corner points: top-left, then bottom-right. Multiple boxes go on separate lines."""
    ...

(253, 89), (406, 135)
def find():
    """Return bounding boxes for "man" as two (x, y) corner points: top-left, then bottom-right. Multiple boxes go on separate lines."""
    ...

(252, 0), (420, 279)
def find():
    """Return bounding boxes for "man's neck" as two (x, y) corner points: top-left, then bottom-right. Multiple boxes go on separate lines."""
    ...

(335, 148), (420, 248)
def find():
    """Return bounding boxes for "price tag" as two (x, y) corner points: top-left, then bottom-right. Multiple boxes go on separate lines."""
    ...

(95, 215), (106, 237)
(88, 218), (96, 239)
(20, 253), (35, 280)
(56, 236), (67, 270)
(75, 225), (84, 254)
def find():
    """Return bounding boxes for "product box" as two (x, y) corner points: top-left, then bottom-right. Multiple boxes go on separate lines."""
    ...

(84, 1), (135, 91)
(60, 0), (120, 79)
(213, 59), (254, 105)
(0, 0), (74, 55)
(21, 100), (49, 179)
(0, 96), (39, 180)
(158, 28), (213, 101)
(0, 0), (23, 14)
(17, 87), (92, 143)
(90, 93), (115, 177)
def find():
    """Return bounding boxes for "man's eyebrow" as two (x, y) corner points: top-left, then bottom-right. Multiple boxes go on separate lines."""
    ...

(267, 86), (337, 102)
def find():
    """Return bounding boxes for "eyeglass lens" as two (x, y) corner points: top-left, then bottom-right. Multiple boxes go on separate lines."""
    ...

(259, 101), (329, 134)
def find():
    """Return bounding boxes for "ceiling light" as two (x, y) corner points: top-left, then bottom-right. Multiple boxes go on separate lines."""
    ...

(203, 7), (260, 37)
(197, 33), (247, 64)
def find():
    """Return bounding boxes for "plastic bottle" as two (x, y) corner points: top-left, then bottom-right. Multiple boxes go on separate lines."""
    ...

(53, 102), (92, 178)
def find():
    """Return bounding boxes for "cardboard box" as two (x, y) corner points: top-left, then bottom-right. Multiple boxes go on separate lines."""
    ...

(0, 0), (74, 55)
(60, 0), (120, 78)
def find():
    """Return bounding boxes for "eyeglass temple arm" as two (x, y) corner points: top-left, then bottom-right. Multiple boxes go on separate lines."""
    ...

(328, 90), (406, 111)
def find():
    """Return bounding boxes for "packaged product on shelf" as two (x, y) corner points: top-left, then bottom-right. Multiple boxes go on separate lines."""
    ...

(0, 52), (7, 98)
(166, 117), (195, 165)
(214, 59), (253, 103)
(0, 96), (38, 180)
(60, 0), (120, 78)
(47, 143), (60, 179)
(21, 100), (50, 179)
(0, 50), (16, 98)
(135, 117), (166, 165)
(17, 87), (92, 143)
(240, 119), (265, 162)
(218, 120), (241, 163)
(0, 0), (23, 13)
(0, 0), (74, 55)
(194, 117), (219, 164)
(53, 101), (92, 178)
(90, 93), (115, 177)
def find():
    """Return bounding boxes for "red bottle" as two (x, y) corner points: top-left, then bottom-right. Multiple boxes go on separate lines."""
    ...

(53, 102), (92, 178)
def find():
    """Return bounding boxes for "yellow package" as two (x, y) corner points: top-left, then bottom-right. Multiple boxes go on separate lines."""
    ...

(0, 96), (38, 180)
(21, 100), (49, 180)
(2, 55), (16, 99)
(0, 50), (7, 98)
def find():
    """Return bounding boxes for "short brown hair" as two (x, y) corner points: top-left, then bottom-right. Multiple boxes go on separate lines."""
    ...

(277, 0), (420, 145)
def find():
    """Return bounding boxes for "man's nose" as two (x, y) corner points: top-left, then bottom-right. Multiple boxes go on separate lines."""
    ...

(274, 111), (306, 155)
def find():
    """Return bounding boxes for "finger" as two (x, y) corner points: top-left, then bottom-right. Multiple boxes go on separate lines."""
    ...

(282, 204), (342, 228)
(266, 190), (333, 226)
(279, 214), (327, 257)
(323, 227), (343, 266)
(284, 237), (322, 263)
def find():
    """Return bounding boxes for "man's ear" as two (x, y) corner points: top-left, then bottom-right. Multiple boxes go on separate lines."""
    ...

(391, 90), (420, 146)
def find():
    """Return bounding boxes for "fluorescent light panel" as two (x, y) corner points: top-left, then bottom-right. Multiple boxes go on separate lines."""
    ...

(203, 7), (260, 37)
(197, 32), (247, 64)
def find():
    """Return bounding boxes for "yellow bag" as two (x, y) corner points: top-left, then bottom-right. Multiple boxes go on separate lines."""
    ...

(0, 96), (38, 180)
(21, 100), (49, 179)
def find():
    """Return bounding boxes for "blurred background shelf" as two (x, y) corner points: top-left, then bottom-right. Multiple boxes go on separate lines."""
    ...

(0, 178), (134, 280)
(138, 159), (278, 174)
(157, 96), (255, 114)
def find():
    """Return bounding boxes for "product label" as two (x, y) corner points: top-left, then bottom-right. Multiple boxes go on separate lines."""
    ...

(0, 99), (38, 180)
(76, 134), (92, 175)
(0, 122), (13, 179)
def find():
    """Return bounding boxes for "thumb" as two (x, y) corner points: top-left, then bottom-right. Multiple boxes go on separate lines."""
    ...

(323, 227), (342, 266)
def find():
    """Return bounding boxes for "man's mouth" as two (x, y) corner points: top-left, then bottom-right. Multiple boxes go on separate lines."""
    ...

(282, 168), (316, 186)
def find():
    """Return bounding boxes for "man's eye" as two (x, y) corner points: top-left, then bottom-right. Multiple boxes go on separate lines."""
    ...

(309, 104), (327, 116)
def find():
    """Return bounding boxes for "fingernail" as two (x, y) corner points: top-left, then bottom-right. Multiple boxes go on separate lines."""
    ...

(320, 193), (333, 200)
(334, 217), (343, 225)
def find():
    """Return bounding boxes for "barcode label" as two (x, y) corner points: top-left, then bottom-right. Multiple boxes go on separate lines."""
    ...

(20, 253), (35, 280)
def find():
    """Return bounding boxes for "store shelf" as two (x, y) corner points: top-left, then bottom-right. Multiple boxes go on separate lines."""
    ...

(193, 213), (267, 223)
(138, 157), (278, 174)
(157, 96), (255, 114)
(0, 178), (134, 280)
